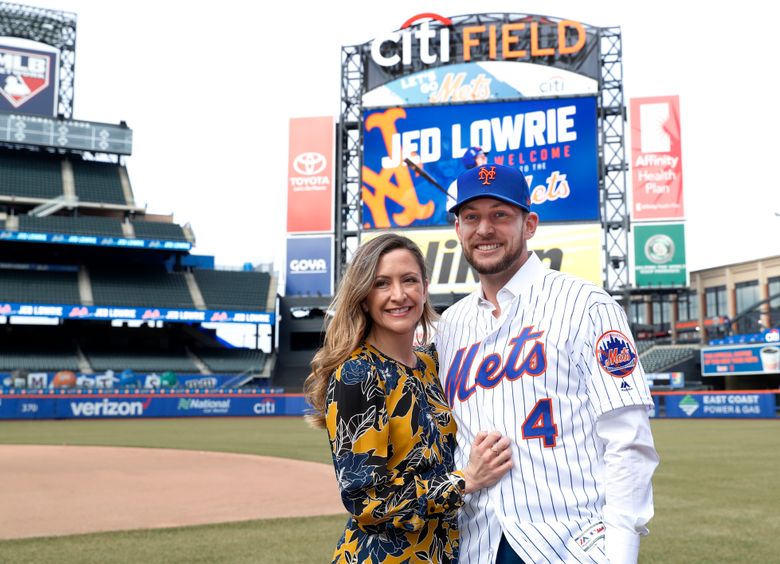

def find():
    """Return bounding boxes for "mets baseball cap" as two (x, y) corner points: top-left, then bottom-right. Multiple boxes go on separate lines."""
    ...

(461, 146), (487, 169)
(448, 164), (531, 214)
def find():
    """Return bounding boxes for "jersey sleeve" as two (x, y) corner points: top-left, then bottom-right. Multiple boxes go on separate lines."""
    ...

(582, 299), (654, 418)
(325, 357), (464, 533)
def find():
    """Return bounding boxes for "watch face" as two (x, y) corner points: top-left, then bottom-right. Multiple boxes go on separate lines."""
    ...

(644, 234), (675, 264)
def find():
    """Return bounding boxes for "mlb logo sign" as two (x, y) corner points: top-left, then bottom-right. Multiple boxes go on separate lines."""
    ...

(0, 45), (58, 116)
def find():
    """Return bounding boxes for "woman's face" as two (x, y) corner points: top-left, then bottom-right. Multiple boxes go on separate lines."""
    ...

(363, 249), (426, 342)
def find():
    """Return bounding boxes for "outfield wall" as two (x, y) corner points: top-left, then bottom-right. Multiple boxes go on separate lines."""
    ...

(0, 390), (307, 419)
(649, 391), (777, 419)
(1, 390), (776, 420)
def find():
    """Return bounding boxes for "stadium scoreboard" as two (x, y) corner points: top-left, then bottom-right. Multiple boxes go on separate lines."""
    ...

(0, 112), (133, 155)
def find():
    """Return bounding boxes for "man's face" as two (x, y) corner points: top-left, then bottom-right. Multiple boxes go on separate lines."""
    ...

(455, 198), (538, 277)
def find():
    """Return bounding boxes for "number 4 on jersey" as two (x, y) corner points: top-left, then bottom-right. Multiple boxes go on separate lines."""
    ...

(521, 398), (558, 448)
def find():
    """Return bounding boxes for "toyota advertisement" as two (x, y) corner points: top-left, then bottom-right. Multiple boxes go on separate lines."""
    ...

(361, 96), (599, 229)
(287, 116), (334, 233)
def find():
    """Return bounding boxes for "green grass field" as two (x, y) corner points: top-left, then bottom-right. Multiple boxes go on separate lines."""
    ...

(1, 418), (778, 563)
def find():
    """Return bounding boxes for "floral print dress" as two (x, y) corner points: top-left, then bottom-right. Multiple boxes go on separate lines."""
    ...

(325, 343), (465, 563)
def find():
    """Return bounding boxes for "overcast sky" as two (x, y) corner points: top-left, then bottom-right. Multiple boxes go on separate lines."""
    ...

(16, 0), (780, 275)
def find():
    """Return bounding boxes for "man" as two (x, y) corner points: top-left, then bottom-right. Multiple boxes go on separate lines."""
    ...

(435, 163), (659, 564)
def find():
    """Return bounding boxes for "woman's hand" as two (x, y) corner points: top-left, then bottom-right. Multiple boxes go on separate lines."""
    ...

(461, 431), (513, 494)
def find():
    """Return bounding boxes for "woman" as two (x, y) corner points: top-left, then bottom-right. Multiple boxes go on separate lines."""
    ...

(305, 233), (512, 563)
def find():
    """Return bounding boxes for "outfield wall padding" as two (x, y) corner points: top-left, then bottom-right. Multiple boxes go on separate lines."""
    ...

(0, 390), (308, 419)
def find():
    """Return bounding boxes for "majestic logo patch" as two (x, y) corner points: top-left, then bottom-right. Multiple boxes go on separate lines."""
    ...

(596, 330), (637, 377)
(0, 47), (50, 108)
(478, 165), (496, 185)
(575, 521), (605, 552)
(620, 380), (632, 391)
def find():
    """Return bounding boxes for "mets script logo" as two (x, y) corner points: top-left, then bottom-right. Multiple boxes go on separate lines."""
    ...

(293, 152), (327, 175)
(478, 166), (496, 185)
(445, 326), (547, 404)
(0, 48), (50, 108)
(596, 330), (638, 378)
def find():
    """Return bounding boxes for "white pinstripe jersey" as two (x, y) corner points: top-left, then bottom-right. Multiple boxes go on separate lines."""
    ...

(435, 253), (653, 564)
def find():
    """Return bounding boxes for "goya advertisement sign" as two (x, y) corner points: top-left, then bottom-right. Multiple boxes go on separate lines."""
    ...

(361, 222), (602, 293)
(362, 96), (599, 229)
(633, 223), (687, 287)
(285, 235), (333, 297)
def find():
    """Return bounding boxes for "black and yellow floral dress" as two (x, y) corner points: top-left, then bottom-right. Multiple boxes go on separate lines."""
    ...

(325, 343), (465, 563)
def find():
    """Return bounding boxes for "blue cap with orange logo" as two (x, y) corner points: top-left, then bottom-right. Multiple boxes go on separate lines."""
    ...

(461, 146), (487, 169)
(448, 164), (531, 214)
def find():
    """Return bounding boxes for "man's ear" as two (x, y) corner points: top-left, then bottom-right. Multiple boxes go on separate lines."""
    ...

(525, 212), (539, 239)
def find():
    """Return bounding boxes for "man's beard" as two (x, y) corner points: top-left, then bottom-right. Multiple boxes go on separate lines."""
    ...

(463, 244), (525, 276)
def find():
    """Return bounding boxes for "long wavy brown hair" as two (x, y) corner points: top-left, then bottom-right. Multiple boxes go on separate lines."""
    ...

(303, 233), (437, 428)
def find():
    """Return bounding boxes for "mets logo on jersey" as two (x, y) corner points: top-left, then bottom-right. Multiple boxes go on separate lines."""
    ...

(0, 47), (50, 108)
(596, 330), (638, 377)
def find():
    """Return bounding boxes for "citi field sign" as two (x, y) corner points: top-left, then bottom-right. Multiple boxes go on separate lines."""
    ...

(365, 13), (599, 91)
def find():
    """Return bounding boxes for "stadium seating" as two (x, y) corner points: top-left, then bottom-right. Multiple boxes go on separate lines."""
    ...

(192, 270), (271, 311)
(84, 348), (199, 372)
(0, 268), (81, 304)
(640, 345), (700, 373)
(0, 346), (81, 371)
(18, 214), (125, 237)
(70, 159), (127, 205)
(0, 151), (63, 200)
(89, 266), (195, 308)
(131, 220), (188, 241)
(636, 341), (656, 355)
(194, 348), (266, 373)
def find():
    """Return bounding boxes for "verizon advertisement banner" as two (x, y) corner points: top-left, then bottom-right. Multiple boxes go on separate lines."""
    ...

(361, 223), (602, 294)
(362, 96), (599, 229)
(287, 116), (334, 233)
(630, 96), (684, 220)
(0, 43), (59, 117)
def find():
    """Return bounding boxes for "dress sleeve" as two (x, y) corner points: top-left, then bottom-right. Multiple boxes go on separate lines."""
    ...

(325, 357), (464, 533)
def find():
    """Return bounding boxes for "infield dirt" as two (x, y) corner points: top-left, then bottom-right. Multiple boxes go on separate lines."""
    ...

(0, 445), (344, 540)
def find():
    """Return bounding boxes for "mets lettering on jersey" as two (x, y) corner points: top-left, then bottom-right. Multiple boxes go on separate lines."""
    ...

(435, 252), (653, 563)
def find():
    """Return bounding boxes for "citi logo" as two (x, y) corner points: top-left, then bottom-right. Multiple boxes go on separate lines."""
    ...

(371, 13), (452, 68)
(293, 152), (327, 175)
(290, 258), (327, 273)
